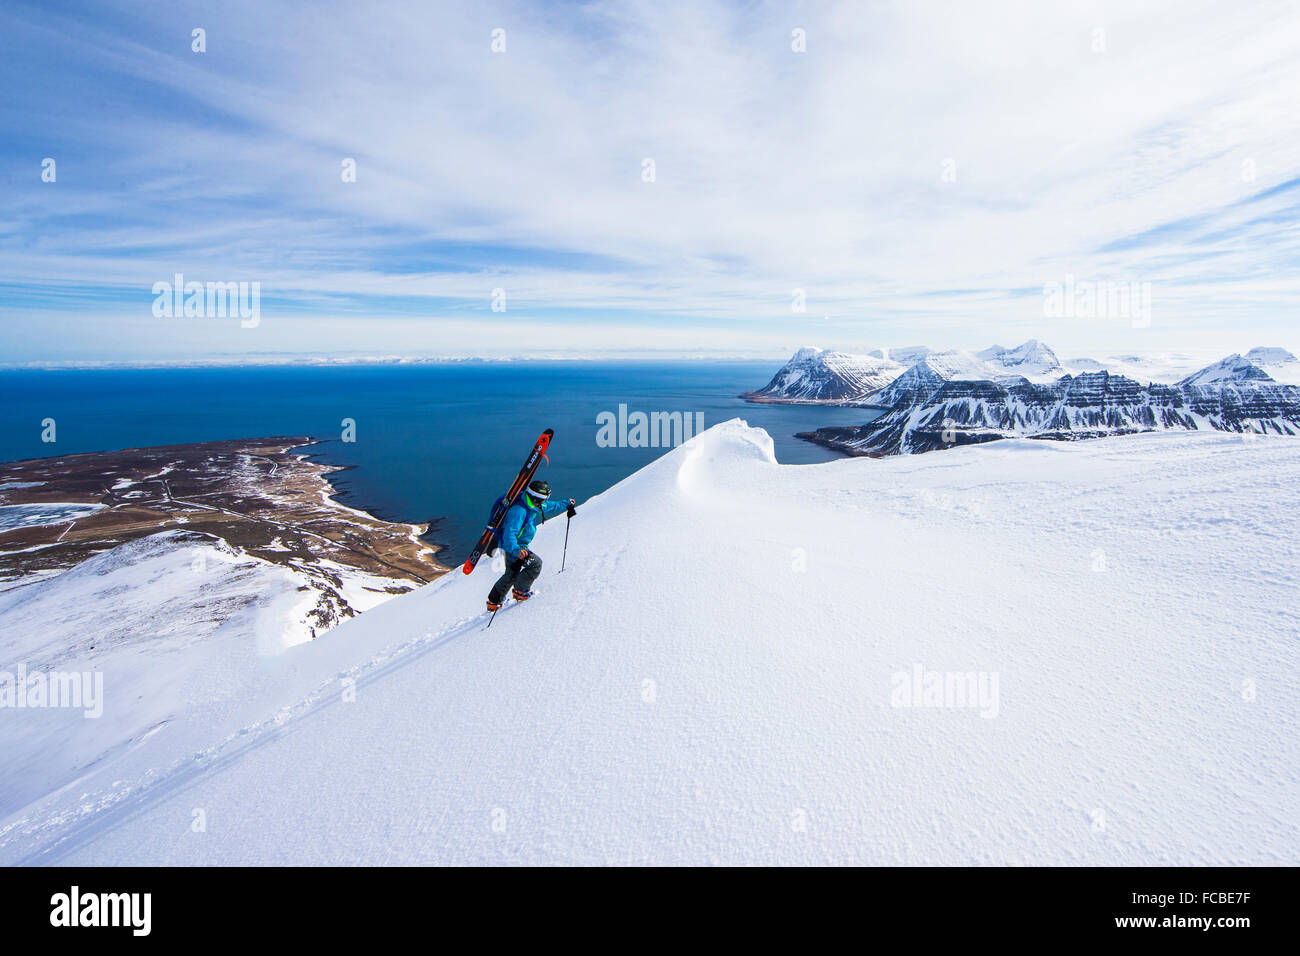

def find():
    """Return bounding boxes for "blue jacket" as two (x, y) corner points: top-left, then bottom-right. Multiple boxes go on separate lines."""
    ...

(500, 497), (567, 556)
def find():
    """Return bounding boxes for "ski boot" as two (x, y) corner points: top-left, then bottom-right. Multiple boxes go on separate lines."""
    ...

(486, 598), (502, 613)
(511, 588), (533, 603)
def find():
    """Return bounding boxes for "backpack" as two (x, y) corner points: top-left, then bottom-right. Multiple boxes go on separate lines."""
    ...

(483, 493), (512, 557)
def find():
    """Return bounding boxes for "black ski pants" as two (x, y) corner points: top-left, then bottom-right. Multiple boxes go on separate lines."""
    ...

(489, 551), (543, 603)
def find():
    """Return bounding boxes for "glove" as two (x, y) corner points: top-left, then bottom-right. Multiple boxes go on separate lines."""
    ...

(566, 499), (577, 518)
(516, 548), (529, 560)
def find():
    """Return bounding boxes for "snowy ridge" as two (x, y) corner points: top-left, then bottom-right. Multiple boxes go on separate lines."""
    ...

(748, 341), (1300, 411)
(977, 339), (1063, 377)
(801, 349), (1300, 456)
(742, 347), (904, 404)
(867, 349), (1027, 409)
(1177, 351), (1297, 387)
(1244, 346), (1300, 384)
(909, 349), (1009, 382)
(877, 345), (932, 365)
(1, 422), (1297, 865)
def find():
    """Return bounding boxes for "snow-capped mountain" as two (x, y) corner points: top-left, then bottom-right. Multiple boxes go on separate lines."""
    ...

(748, 342), (1298, 414)
(1176, 353), (1277, 387)
(867, 357), (952, 409)
(1179, 349), (1300, 387)
(3, 422), (1296, 865)
(748, 340), (1084, 408)
(802, 353), (1300, 457)
(742, 346), (904, 404)
(977, 339), (1063, 378)
(1246, 346), (1300, 380)
(1245, 347), (1296, 364)
(1061, 351), (1238, 385)
(870, 345), (932, 364)
(869, 349), (1011, 407)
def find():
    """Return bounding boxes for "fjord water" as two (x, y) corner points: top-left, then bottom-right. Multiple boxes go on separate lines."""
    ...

(0, 363), (881, 561)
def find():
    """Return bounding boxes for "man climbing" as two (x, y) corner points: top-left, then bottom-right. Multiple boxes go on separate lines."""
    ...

(486, 478), (575, 612)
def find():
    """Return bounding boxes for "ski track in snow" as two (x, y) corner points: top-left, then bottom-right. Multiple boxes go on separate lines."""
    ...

(1, 421), (1297, 865)
(6, 608), (481, 865)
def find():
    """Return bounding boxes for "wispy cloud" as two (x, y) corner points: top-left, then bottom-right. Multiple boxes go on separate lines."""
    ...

(2, 0), (1298, 361)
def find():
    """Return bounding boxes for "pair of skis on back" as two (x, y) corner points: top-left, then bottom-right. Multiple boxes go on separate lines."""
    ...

(461, 428), (553, 576)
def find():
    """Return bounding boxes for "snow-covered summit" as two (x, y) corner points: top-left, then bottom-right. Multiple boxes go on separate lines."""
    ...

(749, 343), (1300, 411)
(1245, 347), (1300, 385)
(1246, 346), (1297, 364)
(869, 349), (1011, 407)
(914, 348), (1010, 381)
(977, 339), (1064, 378)
(2, 421), (1297, 865)
(875, 345), (933, 364)
(749, 340), (1076, 408)
(1177, 353), (1277, 388)
(743, 347), (904, 404)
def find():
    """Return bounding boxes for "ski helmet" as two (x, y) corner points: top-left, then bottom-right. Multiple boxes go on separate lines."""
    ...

(527, 479), (552, 502)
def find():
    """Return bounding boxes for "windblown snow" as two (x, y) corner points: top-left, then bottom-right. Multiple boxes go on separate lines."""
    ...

(1, 422), (1297, 865)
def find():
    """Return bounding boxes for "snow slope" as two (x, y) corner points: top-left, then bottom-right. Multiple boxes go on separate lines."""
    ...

(0, 530), (412, 815)
(2, 422), (1297, 865)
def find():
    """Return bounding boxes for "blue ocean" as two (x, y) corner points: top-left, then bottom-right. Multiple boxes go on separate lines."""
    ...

(0, 363), (881, 562)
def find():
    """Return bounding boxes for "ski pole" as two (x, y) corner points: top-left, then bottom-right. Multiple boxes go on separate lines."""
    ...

(559, 501), (576, 572)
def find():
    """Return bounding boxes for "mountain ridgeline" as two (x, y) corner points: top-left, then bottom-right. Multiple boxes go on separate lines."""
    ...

(742, 342), (1300, 456)
(742, 347), (904, 403)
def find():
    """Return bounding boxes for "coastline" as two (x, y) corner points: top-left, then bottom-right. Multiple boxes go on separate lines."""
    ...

(286, 441), (451, 576)
(738, 391), (892, 411)
(0, 436), (449, 593)
(739, 395), (889, 457)
(792, 428), (881, 458)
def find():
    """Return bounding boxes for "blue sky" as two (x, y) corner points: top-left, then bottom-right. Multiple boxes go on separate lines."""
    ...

(2, 0), (1298, 364)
